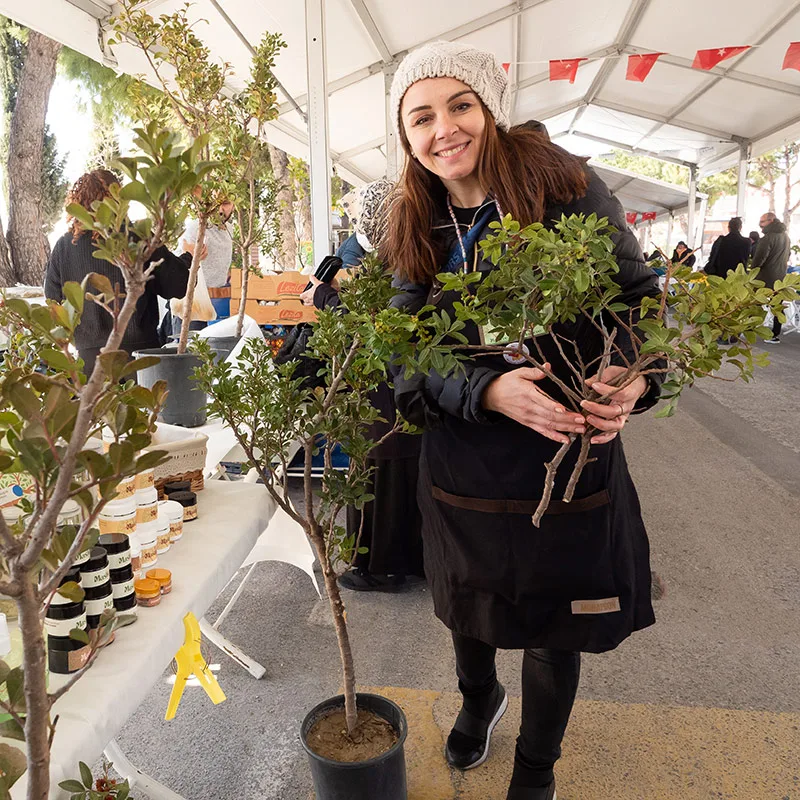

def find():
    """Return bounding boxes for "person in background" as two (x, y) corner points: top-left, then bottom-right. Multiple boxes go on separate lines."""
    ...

(44, 169), (193, 376)
(671, 241), (696, 268)
(748, 230), (761, 259)
(704, 217), (750, 278)
(752, 211), (791, 344)
(300, 179), (424, 591)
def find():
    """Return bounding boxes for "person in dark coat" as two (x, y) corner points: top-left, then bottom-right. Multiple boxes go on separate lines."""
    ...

(383, 42), (664, 800)
(748, 230), (761, 259)
(45, 169), (193, 376)
(300, 179), (424, 590)
(671, 240), (696, 268)
(753, 211), (792, 343)
(704, 217), (751, 277)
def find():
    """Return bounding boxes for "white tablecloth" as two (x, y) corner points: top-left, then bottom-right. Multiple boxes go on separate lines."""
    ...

(10, 481), (275, 799)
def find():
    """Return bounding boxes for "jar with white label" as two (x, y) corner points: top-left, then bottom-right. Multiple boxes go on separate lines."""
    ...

(51, 568), (82, 606)
(79, 547), (110, 589)
(136, 522), (158, 570)
(112, 475), (136, 501)
(99, 497), (137, 536)
(110, 563), (136, 603)
(45, 601), (87, 639)
(154, 514), (171, 555)
(98, 533), (131, 571)
(83, 582), (114, 629)
(135, 486), (158, 525)
(158, 499), (184, 543)
(135, 468), (155, 492)
(58, 499), (84, 528)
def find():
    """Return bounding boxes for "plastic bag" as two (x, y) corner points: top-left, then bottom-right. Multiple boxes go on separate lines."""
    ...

(170, 266), (217, 322)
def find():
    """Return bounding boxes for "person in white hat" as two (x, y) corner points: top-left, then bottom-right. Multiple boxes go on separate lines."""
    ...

(382, 41), (665, 800)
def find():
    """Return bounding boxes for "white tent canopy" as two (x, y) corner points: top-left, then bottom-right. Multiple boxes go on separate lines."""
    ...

(3, 0), (800, 251)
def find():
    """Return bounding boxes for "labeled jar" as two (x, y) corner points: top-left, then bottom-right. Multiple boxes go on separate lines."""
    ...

(130, 537), (142, 578)
(112, 475), (136, 501)
(110, 563), (135, 600)
(136, 486), (158, 525)
(134, 578), (161, 607)
(58, 499), (84, 528)
(145, 568), (172, 595)
(98, 533), (131, 571)
(113, 590), (138, 617)
(135, 468), (154, 492)
(79, 547), (110, 589)
(45, 601), (87, 638)
(164, 480), (191, 497)
(84, 582), (114, 628)
(48, 634), (91, 674)
(170, 490), (197, 522)
(51, 567), (82, 606)
(136, 522), (158, 569)
(158, 500), (184, 543)
(99, 497), (137, 536)
(154, 514), (171, 555)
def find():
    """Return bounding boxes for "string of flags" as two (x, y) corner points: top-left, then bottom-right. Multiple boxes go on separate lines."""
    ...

(627, 212), (657, 225)
(501, 43), (800, 84)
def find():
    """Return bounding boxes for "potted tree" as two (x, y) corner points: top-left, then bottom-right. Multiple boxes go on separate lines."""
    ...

(0, 125), (206, 798)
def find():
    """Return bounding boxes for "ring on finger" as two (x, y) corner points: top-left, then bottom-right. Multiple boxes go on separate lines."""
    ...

(613, 401), (624, 418)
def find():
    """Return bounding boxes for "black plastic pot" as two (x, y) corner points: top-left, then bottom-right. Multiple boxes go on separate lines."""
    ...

(133, 346), (207, 428)
(204, 334), (240, 364)
(300, 693), (408, 800)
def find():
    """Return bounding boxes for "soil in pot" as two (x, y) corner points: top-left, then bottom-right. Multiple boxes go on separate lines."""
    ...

(307, 708), (398, 762)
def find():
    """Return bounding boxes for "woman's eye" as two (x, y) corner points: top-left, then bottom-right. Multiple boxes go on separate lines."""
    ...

(454, 102), (472, 112)
(413, 115), (431, 126)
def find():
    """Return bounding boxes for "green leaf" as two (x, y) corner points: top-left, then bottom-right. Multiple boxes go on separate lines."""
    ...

(119, 355), (161, 378)
(6, 385), (39, 420)
(79, 761), (93, 789)
(40, 349), (74, 373)
(86, 273), (115, 298)
(0, 719), (25, 742)
(62, 282), (85, 316)
(5, 669), (23, 712)
(65, 203), (94, 231)
(0, 742), (26, 786)
(58, 582), (86, 603)
(69, 627), (90, 645)
(97, 350), (131, 382)
(58, 780), (87, 793)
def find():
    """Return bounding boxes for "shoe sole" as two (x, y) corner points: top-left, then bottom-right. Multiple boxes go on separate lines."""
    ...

(452, 691), (509, 771)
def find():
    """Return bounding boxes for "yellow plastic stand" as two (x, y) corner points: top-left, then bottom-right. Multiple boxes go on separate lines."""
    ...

(165, 612), (226, 721)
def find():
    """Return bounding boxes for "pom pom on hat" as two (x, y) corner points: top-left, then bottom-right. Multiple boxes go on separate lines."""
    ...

(390, 41), (511, 134)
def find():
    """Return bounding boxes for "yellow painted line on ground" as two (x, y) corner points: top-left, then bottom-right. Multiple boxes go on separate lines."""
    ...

(364, 686), (800, 800)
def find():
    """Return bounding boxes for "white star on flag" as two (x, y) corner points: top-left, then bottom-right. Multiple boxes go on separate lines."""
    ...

(718, 48), (727, 57)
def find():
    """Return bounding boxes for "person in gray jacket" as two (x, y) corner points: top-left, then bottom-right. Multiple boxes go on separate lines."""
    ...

(753, 211), (792, 343)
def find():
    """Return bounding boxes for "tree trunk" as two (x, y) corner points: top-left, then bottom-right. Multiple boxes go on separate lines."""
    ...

(177, 217), (207, 355)
(783, 148), (794, 227)
(6, 30), (60, 285)
(267, 145), (298, 272)
(298, 193), (313, 269)
(235, 245), (249, 338)
(0, 217), (13, 287)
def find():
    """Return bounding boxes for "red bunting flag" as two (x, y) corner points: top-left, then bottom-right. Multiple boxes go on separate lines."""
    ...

(641, 211), (657, 222)
(625, 212), (638, 225)
(782, 42), (800, 71)
(692, 46), (750, 70)
(626, 53), (665, 82)
(549, 58), (587, 83)
(502, 62), (510, 73)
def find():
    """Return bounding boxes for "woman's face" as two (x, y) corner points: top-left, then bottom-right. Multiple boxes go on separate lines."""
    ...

(676, 243), (687, 254)
(400, 77), (486, 185)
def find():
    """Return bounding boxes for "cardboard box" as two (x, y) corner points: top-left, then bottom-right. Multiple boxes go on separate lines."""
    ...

(230, 298), (318, 325)
(231, 271), (309, 301)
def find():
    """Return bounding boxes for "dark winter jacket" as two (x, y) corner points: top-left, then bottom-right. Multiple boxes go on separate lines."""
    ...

(389, 157), (660, 653)
(705, 231), (751, 278)
(752, 219), (791, 288)
(671, 248), (696, 268)
(335, 233), (367, 269)
(45, 231), (191, 372)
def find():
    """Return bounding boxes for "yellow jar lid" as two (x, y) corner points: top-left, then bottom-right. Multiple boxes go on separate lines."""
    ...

(134, 578), (160, 598)
(145, 569), (172, 586)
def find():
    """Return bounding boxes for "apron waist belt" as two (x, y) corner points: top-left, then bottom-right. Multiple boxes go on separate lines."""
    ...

(431, 486), (610, 515)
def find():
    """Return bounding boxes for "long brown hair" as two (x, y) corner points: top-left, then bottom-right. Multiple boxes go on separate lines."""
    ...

(382, 105), (588, 284)
(66, 169), (119, 242)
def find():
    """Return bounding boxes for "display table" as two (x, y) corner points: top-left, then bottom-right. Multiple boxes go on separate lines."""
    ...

(9, 480), (275, 799)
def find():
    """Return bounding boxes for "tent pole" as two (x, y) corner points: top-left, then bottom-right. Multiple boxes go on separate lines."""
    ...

(666, 212), (674, 255)
(383, 62), (401, 181)
(736, 142), (750, 219)
(305, 0), (332, 266)
(687, 165), (698, 249)
(696, 194), (709, 265)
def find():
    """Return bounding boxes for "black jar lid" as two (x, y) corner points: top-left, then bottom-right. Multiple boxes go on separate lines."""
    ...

(98, 533), (130, 554)
(46, 600), (84, 620)
(80, 546), (108, 573)
(60, 567), (82, 586)
(109, 563), (134, 583)
(164, 481), (191, 495)
(169, 490), (197, 507)
(113, 592), (137, 613)
(83, 581), (113, 601)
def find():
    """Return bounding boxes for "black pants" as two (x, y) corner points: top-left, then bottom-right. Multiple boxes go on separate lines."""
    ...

(772, 314), (782, 338)
(452, 632), (580, 788)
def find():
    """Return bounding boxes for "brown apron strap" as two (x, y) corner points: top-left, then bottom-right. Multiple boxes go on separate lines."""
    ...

(431, 486), (610, 516)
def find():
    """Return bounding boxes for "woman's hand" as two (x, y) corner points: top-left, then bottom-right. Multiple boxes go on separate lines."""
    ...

(481, 366), (587, 444)
(581, 366), (648, 444)
(299, 275), (320, 306)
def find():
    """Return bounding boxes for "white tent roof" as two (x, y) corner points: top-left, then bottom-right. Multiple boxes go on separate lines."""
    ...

(5, 0), (800, 184)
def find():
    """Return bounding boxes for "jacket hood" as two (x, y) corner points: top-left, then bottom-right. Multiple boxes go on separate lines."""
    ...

(765, 219), (787, 234)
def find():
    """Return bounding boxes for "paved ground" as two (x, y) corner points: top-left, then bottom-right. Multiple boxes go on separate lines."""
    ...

(111, 336), (800, 799)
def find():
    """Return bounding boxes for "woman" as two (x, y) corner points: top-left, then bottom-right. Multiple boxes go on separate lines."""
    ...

(300, 179), (425, 590)
(671, 240), (696, 268)
(383, 42), (664, 800)
(45, 169), (195, 375)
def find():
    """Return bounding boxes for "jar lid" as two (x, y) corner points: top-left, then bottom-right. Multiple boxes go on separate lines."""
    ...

(45, 600), (85, 620)
(145, 568), (171, 587)
(158, 499), (183, 520)
(109, 563), (134, 583)
(60, 567), (82, 586)
(100, 497), (137, 517)
(134, 578), (160, 598)
(136, 486), (158, 504)
(113, 592), (137, 612)
(83, 581), (113, 601)
(164, 481), (191, 495)
(169, 491), (197, 508)
(135, 521), (158, 545)
(80, 547), (108, 573)
(98, 533), (130, 554)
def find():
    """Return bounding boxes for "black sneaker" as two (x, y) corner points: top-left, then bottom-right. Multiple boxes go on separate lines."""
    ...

(445, 681), (508, 770)
(506, 780), (557, 800)
(764, 337), (781, 344)
(337, 568), (407, 592)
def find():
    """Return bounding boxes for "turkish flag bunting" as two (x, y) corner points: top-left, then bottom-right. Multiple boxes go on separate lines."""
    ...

(626, 53), (665, 82)
(782, 42), (800, 71)
(549, 58), (587, 83)
(502, 62), (511, 73)
(625, 212), (638, 224)
(641, 211), (657, 222)
(692, 46), (750, 70)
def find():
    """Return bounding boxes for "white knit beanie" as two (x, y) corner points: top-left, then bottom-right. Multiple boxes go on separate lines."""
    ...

(391, 41), (511, 134)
